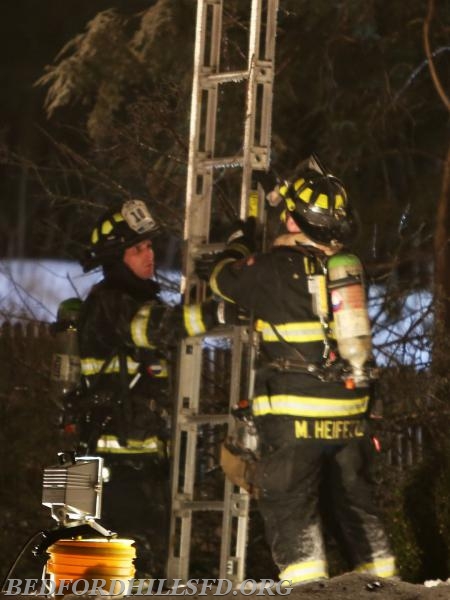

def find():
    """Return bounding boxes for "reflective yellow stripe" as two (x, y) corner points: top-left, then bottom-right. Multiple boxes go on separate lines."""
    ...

(248, 190), (258, 218)
(101, 219), (113, 235)
(252, 394), (369, 418)
(131, 303), (154, 348)
(183, 304), (206, 336)
(210, 258), (237, 303)
(335, 193), (345, 208)
(257, 320), (325, 343)
(256, 320), (336, 340)
(127, 436), (165, 453)
(355, 556), (396, 578)
(147, 359), (169, 378)
(96, 434), (165, 455)
(280, 560), (328, 585)
(91, 228), (99, 244)
(315, 193), (328, 209)
(285, 198), (296, 211)
(298, 187), (313, 203)
(280, 183), (290, 196)
(81, 356), (140, 376)
(96, 435), (122, 451)
(293, 178), (305, 191)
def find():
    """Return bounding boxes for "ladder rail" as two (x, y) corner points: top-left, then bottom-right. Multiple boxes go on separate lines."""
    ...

(167, 337), (203, 580)
(183, 0), (215, 300)
(217, 327), (250, 582)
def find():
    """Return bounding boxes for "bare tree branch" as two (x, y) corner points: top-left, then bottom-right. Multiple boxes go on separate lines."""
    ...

(423, 0), (450, 111)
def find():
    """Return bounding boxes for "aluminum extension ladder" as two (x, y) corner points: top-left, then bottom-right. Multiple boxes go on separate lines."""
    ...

(167, 0), (279, 584)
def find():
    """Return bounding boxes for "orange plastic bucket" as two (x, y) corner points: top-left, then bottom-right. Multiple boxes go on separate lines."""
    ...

(46, 538), (136, 596)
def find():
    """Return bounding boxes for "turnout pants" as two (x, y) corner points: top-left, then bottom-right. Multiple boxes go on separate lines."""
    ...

(100, 454), (170, 578)
(255, 421), (396, 585)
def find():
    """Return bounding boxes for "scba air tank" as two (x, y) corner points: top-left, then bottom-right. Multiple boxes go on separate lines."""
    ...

(327, 253), (372, 387)
(50, 298), (82, 398)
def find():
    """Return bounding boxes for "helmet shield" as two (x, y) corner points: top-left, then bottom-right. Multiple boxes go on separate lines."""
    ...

(121, 199), (158, 235)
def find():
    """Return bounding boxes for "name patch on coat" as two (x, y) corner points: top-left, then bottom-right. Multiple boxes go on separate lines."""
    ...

(294, 419), (365, 440)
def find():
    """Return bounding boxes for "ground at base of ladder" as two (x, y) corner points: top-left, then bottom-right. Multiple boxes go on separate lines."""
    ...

(4, 573), (450, 599)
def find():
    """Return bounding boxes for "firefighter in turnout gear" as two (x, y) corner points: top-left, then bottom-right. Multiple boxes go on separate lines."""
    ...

(209, 163), (396, 586)
(76, 199), (226, 577)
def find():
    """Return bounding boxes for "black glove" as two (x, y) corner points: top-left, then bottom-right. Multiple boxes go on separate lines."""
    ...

(225, 217), (257, 255)
(253, 170), (283, 207)
(215, 300), (250, 326)
(253, 170), (279, 195)
(200, 298), (249, 330)
(195, 252), (217, 282)
(194, 218), (257, 282)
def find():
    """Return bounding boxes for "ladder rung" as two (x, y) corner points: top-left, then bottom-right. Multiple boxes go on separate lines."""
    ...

(200, 70), (249, 85)
(199, 156), (244, 169)
(185, 325), (239, 339)
(174, 499), (224, 512)
(191, 242), (225, 258)
(197, 150), (269, 171)
(179, 413), (230, 426)
(185, 324), (238, 337)
(200, 62), (274, 88)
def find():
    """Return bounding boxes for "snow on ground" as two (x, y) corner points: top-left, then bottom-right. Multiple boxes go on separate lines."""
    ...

(0, 260), (101, 322)
(0, 260), (181, 323)
(281, 573), (450, 600)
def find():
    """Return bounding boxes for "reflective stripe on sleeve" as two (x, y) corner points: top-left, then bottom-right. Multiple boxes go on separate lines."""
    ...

(252, 394), (370, 418)
(81, 355), (140, 376)
(210, 258), (238, 303)
(131, 303), (154, 348)
(183, 304), (207, 336)
(147, 359), (169, 378)
(280, 560), (328, 586)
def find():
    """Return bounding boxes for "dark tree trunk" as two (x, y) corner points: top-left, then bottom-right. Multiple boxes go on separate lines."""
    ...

(433, 144), (450, 330)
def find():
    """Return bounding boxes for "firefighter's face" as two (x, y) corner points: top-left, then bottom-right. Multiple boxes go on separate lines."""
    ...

(286, 214), (301, 233)
(123, 239), (155, 279)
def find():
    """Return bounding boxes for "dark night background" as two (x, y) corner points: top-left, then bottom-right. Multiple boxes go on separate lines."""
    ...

(1, 1), (81, 257)
(0, 1), (157, 260)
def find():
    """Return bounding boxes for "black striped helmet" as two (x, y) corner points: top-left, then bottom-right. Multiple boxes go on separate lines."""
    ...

(280, 169), (356, 245)
(82, 200), (159, 271)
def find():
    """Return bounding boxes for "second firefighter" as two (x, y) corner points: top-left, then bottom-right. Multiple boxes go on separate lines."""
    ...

(210, 162), (396, 586)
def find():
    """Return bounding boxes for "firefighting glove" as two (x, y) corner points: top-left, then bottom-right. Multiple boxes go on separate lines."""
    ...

(214, 299), (250, 327)
(194, 252), (217, 282)
(225, 216), (257, 257)
(253, 169), (283, 207)
(195, 218), (257, 281)
(253, 169), (278, 194)
(198, 298), (249, 330)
